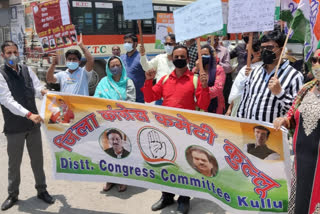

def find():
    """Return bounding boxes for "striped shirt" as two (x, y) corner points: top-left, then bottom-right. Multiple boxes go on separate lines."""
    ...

(237, 60), (304, 123)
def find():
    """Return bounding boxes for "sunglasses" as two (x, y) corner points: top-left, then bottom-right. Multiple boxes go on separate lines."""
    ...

(164, 42), (174, 46)
(260, 45), (278, 51)
(311, 57), (320, 64)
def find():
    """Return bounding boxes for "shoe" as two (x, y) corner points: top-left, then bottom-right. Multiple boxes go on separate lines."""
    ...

(103, 183), (115, 192)
(118, 184), (127, 192)
(37, 191), (55, 204)
(1, 195), (18, 211)
(176, 201), (190, 214)
(151, 197), (174, 211)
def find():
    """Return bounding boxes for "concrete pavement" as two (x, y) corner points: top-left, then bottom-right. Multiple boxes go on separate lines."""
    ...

(0, 98), (229, 214)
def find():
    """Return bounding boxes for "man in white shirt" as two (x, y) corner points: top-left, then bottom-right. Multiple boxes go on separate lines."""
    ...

(140, 34), (176, 105)
(226, 38), (263, 116)
(0, 41), (54, 211)
(46, 34), (94, 96)
(140, 34), (176, 82)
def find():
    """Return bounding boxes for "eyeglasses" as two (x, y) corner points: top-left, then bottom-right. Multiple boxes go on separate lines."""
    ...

(164, 42), (174, 46)
(260, 45), (278, 51)
(311, 56), (320, 64)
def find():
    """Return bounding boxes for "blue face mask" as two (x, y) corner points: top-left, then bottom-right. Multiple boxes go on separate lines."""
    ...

(202, 55), (211, 66)
(164, 45), (174, 55)
(66, 62), (79, 70)
(124, 43), (133, 52)
(110, 66), (122, 75)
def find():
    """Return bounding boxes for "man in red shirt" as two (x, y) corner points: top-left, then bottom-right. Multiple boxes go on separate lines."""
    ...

(142, 45), (210, 111)
(142, 45), (210, 214)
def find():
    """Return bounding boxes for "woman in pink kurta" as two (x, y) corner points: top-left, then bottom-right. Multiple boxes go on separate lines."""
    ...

(192, 44), (226, 114)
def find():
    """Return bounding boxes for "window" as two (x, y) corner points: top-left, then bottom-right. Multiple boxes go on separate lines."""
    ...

(142, 19), (154, 34)
(95, 2), (114, 34)
(117, 12), (133, 34)
(71, 1), (94, 33)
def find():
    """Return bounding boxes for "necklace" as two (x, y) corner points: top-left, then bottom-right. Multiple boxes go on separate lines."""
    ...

(316, 82), (320, 98)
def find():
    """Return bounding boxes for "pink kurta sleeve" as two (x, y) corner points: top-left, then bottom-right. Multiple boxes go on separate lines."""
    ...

(209, 65), (226, 99)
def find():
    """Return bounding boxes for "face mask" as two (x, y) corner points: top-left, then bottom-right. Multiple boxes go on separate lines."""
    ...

(110, 66), (122, 75)
(312, 65), (320, 81)
(202, 55), (210, 67)
(261, 49), (276, 65)
(173, 59), (187, 69)
(5, 55), (20, 66)
(222, 40), (230, 47)
(124, 43), (133, 52)
(66, 62), (79, 70)
(164, 45), (174, 55)
(243, 36), (249, 44)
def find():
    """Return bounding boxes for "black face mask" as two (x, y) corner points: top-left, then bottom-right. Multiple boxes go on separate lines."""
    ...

(173, 59), (187, 68)
(261, 49), (276, 64)
(243, 36), (249, 44)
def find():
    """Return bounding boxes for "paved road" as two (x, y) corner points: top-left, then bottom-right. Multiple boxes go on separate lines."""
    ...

(0, 98), (229, 214)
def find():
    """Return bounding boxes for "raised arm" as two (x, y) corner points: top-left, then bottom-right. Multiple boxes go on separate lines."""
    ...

(139, 45), (158, 72)
(78, 33), (94, 72)
(141, 69), (163, 103)
(46, 53), (58, 83)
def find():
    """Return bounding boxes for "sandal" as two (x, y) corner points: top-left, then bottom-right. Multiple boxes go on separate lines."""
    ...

(103, 182), (115, 192)
(118, 184), (127, 192)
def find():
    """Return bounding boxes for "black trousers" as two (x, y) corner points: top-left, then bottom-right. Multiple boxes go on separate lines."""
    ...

(223, 73), (233, 112)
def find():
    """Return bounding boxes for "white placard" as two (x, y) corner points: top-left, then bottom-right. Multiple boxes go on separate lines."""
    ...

(227, 0), (275, 33)
(173, 0), (223, 43)
(122, 0), (153, 20)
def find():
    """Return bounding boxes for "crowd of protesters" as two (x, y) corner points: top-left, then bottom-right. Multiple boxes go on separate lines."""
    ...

(0, 24), (319, 214)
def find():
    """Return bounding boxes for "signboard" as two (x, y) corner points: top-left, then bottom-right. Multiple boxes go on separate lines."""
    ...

(227, 0), (275, 33)
(122, 0), (154, 20)
(33, 0), (77, 52)
(10, 5), (25, 57)
(155, 13), (174, 49)
(173, 0), (223, 43)
(42, 93), (291, 214)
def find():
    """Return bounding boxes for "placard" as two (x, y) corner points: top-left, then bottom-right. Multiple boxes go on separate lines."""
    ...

(173, 0), (223, 43)
(122, 0), (153, 20)
(33, 0), (77, 52)
(155, 13), (174, 49)
(227, 0), (275, 33)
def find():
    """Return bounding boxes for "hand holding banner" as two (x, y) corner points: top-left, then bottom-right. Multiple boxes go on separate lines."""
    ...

(42, 93), (291, 214)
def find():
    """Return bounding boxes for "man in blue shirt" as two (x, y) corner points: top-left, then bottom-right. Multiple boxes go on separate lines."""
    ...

(46, 34), (94, 96)
(120, 33), (145, 103)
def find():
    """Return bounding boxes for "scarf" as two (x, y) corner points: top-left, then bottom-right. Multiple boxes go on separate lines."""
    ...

(94, 56), (129, 100)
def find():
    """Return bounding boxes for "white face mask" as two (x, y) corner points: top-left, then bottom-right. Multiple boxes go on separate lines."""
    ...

(312, 65), (320, 81)
(222, 40), (230, 48)
(124, 43), (133, 52)
(164, 45), (174, 55)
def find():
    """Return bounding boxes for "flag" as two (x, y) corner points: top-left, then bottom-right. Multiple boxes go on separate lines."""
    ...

(280, 0), (320, 65)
